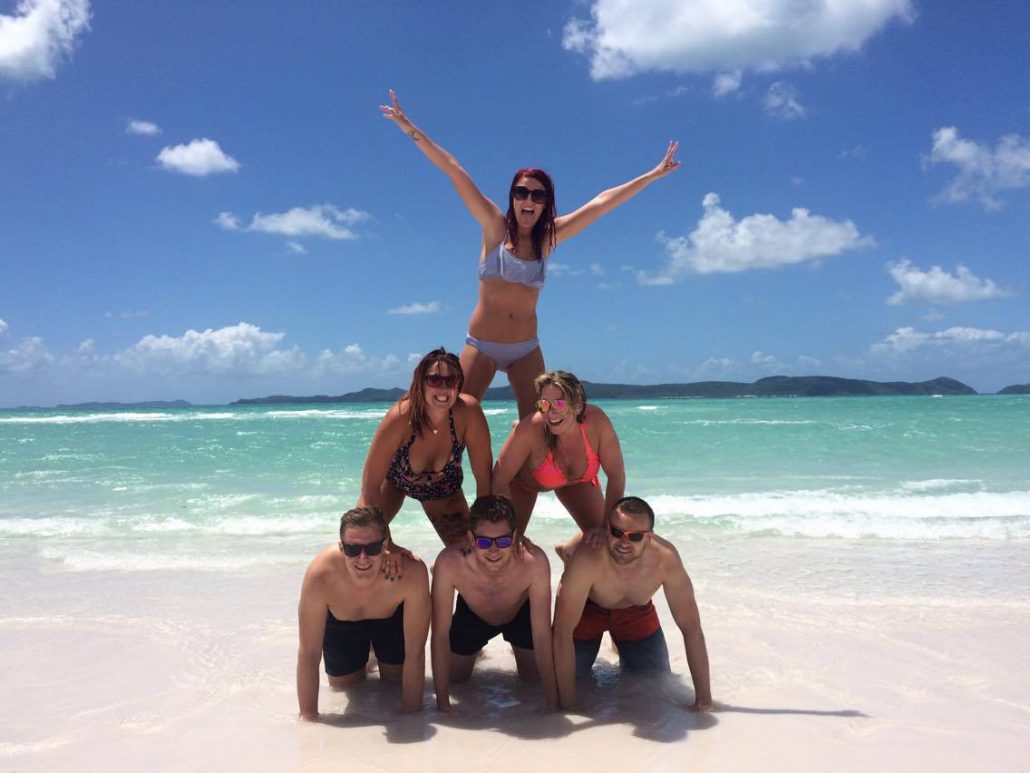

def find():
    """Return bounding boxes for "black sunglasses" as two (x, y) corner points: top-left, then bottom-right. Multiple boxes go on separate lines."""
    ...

(474, 533), (514, 550)
(513, 185), (548, 204)
(425, 373), (459, 389)
(609, 525), (651, 542)
(340, 539), (385, 557)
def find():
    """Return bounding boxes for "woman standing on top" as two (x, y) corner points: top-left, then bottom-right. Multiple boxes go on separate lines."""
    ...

(380, 90), (681, 418)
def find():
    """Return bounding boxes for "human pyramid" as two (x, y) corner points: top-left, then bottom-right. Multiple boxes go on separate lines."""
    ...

(296, 92), (712, 720)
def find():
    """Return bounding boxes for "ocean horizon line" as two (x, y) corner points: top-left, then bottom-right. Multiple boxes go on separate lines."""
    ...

(5, 374), (1029, 412)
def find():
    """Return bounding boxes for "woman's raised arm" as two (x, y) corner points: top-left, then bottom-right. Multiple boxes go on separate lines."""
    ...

(554, 141), (680, 244)
(381, 90), (505, 237)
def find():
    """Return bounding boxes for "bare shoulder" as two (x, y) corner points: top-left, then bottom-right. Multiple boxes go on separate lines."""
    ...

(431, 544), (464, 577)
(650, 534), (691, 578)
(524, 543), (552, 575)
(456, 393), (483, 413)
(584, 403), (613, 429)
(302, 544), (339, 591)
(564, 538), (605, 577)
(399, 553), (430, 590)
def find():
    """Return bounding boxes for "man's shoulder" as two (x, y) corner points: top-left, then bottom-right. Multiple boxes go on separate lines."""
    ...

(306, 543), (340, 576)
(524, 543), (552, 571)
(649, 533), (691, 581)
(399, 553), (430, 588)
(432, 544), (465, 575)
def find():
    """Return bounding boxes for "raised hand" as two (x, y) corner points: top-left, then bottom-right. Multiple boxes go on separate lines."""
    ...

(648, 140), (681, 180)
(380, 89), (418, 139)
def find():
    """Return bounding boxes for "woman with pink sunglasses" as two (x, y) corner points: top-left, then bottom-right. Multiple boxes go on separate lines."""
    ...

(359, 348), (492, 546)
(491, 370), (625, 554)
(381, 90), (680, 419)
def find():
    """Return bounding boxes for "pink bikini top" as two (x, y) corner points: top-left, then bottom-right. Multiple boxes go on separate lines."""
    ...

(530, 421), (601, 489)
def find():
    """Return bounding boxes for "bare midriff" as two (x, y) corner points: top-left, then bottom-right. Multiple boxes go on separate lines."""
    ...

(468, 277), (541, 343)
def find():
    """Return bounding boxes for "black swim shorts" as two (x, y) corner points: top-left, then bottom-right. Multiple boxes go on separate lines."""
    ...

(449, 594), (534, 656)
(322, 603), (405, 677)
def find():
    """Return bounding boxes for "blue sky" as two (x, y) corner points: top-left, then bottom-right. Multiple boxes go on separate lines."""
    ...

(1, 0), (1028, 406)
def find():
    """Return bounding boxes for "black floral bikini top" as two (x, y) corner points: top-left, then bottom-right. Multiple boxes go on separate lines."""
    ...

(386, 410), (465, 502)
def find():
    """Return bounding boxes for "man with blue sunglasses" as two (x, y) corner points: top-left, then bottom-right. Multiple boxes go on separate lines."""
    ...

(430, 495), (558, 712)
(552, 496), (712, 713)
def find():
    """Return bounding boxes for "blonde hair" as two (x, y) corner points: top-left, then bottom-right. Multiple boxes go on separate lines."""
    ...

(534, 370), (587, 455)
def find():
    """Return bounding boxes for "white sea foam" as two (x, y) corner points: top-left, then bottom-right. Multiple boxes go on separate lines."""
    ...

(648, 490), (1030, 539)
(903, 479), (982, 492)
(678, 419), (818, 426)
(0, 517), (111, 537)
(38, 547), (298, 572)
(264, 409), (385, 420)
(482, 408), (511, 416)
(134, 517), (198, 533)
(638, 406), (659, 411)
(0, 412), (178, 424)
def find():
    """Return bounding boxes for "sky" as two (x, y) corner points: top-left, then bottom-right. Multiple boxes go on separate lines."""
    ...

(1, 0), (1028, 407)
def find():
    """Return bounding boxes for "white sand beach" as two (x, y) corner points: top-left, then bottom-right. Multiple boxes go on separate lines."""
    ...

(2, 533), (1028, 772)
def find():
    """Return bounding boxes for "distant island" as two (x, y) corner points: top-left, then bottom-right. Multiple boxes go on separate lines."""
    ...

(54, 400), (194, 409)
(998, 383), (1030, 395)
(232, 375), (979, 405)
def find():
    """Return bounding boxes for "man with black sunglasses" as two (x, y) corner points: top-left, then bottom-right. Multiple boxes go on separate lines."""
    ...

(430, 495), (558, 711)
(296, 506), (431, 719)
(552, 496), (712, 712)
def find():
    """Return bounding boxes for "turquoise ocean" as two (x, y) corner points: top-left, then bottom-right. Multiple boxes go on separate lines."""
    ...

(2, 395), (1029, 575)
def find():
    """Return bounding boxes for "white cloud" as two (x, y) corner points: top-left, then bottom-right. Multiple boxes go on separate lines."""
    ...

(114, 322), (304, 376)
(563, 0), (914, 80)
(764, 81), (805, 120)
(286, 241), (307, 255)
(126, 118), (160, 135)
(156, 138), (239, 176)
(638, 192), (873, 283)
(387, 301), (442, 316)
(0, 336), (54, 374)
(750, 350), (786, 372)
(217, 204), (370, 240)
(712, 70), (741, 97)
(928, 127), (1030, 210)
(887, 259), (1012, 305)
(214, 212), (240, 230)
(870, 327), (1030, 368)
(104, 309), (147, 320)
(313, 343), (402, 377)
(0, 0), (90, 83)
(0, 318), (7, 336)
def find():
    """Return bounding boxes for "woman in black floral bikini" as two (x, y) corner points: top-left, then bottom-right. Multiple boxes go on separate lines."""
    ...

(358, 349), (492, 545)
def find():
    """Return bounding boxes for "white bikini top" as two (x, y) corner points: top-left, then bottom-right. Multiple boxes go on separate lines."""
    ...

(478, 236), (547, 289)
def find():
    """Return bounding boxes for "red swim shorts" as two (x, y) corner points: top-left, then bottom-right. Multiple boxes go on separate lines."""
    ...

(572, 598), (660, 642)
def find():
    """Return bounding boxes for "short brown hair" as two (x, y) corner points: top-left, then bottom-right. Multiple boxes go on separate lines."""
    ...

(469, 495), (517, 532)
(339, 505), (387, 539)
(611, 496), (655, 530)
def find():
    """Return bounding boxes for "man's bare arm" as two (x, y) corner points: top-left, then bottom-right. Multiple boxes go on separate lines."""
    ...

(527, 549), (558, 710)
(551, 553), (596, 710)
(296, 564), (328, 720)
(400, 560), (431, 713)
(430, 551), (458, 711)
(662, 549), (712, 711)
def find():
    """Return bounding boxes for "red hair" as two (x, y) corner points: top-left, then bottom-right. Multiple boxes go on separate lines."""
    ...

(506, 168), (557, 260)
